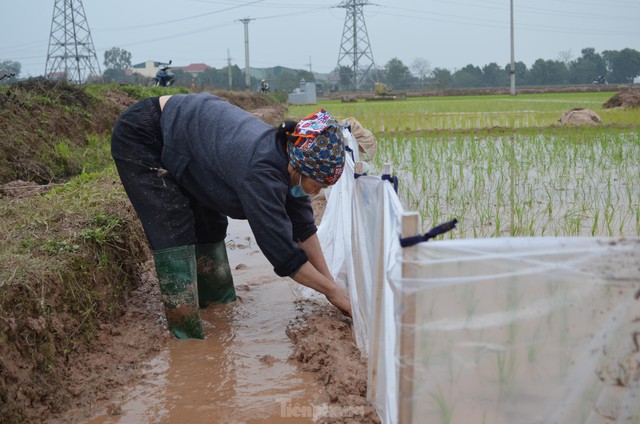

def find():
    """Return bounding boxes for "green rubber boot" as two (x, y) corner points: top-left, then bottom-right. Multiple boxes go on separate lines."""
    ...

(152, 245), (205, 339)
(196, 241), (236, 308)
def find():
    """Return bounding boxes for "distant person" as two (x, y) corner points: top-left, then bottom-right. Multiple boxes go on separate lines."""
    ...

(260, 79), (270, 93)
(111, 93), (351, 339)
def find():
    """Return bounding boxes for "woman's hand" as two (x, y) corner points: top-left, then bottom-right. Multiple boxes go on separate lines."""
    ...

(325, 284), (352, 318)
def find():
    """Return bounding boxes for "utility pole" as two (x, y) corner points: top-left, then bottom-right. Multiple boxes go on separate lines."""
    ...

(227, 49), (233, 89)
(45, 0), (101, 84)
(336, 0), (376, 91)
(238, 17), (253, 90)
(510, 0), (516, 95)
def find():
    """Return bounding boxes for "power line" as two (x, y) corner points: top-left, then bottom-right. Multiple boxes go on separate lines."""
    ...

(378, 4), (638, 27)
(373, 9), (640, 37)
(93, 0), (266, 31)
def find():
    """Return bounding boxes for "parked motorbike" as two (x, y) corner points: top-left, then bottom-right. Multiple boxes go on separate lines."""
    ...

(259, 79), (270, 93)
(592, 75), (608, 85)
(154, 61), (175, 87)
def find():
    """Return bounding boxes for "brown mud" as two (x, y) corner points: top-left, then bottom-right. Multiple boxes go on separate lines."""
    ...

(52, 216), (377, 424)
(286, 302), (381, 424)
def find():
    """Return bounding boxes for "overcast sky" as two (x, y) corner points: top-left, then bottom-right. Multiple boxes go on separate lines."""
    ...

(1, 0), (639, 78)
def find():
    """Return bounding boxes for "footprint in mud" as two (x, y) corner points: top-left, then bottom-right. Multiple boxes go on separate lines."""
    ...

(259, 354), (277, 366)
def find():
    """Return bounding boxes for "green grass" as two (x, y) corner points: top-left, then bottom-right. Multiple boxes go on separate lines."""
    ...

(290, 92), (640, 132)
(85, 82), (189, 99)
(0, 164), (149, 423)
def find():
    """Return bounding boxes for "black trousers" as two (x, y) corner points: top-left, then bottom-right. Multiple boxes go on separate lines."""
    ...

(111, 97), (227, 251)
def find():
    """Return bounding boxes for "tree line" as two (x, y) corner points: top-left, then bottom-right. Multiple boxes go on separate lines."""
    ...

(2, 46), (639, 91)
(364, 47), (640, 91)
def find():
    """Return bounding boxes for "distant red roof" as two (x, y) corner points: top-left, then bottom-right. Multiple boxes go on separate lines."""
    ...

(178, 63), (212, 73)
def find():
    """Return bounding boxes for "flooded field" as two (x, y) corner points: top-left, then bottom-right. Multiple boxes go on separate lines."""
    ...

(390, 237), (640, 424)
(379, 131), (640, 238)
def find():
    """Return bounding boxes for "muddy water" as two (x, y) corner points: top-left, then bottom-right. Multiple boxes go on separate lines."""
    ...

(88, 220), (325, 424)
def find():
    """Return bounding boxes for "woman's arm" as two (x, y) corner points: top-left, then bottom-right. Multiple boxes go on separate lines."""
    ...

(298, 232), (332, 280)
(293, 233), (352, 317)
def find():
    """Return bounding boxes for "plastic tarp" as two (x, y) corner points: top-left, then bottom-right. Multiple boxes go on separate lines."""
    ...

(351, 176), (404, 424)
(296, 127), (362, 300)
(313, 128), (405, 424)
(300, 130), (640, 424)
(388, 237), (640, 424)
(316, 127), (360, 291)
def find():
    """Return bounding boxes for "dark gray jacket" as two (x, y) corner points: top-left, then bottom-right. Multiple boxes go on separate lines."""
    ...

(160, 93), (315, 276)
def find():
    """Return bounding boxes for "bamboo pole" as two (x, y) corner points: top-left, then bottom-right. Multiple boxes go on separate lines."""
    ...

(367, 163), (394, 403)
(398, 212), (421, 424)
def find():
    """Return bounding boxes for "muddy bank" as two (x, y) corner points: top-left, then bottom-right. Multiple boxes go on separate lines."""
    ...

(43, 257), (170, 423)
(328, 83), (635, 101)
(286, 301), (380, 424)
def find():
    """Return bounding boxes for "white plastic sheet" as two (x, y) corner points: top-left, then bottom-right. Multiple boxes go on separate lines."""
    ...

(316, 128), (360, 288)
(319, 163), (405, 424)
(351, 176), (404, 424)
(303, 131), (640, 424)
(387, 237), (640, 424)
(296, 127), (360, 301)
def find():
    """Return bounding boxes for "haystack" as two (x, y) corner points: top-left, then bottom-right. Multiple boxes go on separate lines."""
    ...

(559, 108), (602, 125)
(603, 89), (640, 109)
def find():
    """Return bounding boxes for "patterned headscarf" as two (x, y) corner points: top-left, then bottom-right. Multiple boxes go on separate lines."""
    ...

(287, 109), (345, 185)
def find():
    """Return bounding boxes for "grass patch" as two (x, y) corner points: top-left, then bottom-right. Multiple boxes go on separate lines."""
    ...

(0, 166), (147, 423)
(0, 79), (130, 184)
(290, 92), (640, 132)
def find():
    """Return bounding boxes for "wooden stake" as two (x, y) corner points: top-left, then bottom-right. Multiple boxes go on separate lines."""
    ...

(368, 163), (393, 403)
(398, 212), (420, 424)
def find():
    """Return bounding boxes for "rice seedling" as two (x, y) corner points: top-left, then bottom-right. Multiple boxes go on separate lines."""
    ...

(368, 129), (640, 238)
(527, 322), (545, 363)
(429, 385), (455, 424)
(495, 349), (518, 395)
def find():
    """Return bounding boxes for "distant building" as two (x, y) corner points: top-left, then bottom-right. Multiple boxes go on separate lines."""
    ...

(130, 60), (168, 78)
(177, 63), (212, 78)
(288, 79), (317, 105)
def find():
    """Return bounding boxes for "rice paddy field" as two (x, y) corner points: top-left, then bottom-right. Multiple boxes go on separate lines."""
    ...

(290, 92), (640, 239)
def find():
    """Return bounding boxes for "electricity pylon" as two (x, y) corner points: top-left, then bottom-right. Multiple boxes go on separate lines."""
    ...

(45, 0), (101, 84)
(336, 0), (377, 91)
